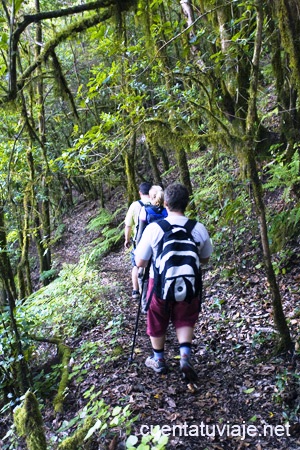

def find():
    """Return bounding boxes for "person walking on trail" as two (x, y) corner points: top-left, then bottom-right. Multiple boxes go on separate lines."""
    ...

(134, 183), (213, 381)
(124, 181), (152, 300)
(135, 185), (168, 312)
(135, 185), (168, 245)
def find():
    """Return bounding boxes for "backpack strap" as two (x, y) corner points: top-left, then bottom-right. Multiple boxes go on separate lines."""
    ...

(156, 219), (172, 232)
(134, 200), (146, 245)
(143, 219), (170, 312)
(157, 218), (197, 234)
(184, 219), (203, 308)
(183, 219), (197, 234)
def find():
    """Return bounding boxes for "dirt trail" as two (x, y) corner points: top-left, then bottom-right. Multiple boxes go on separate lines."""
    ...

(53, 199), (300, 449)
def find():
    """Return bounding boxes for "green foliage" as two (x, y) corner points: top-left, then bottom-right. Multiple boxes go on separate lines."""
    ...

(126, 425), (169, 450)
(0, 0), (299, 442)
(56, 388), (136, 449)
(1, 249), (132, 447)
(0, 303), (35, 411)
(69, 325), (126, 387)
(20, 262), (110, 336)
(273, 369), (300, 422)
(190, 150), (254, 268)
(265, 148), (300, 251)
(251, 330), (278, 349)
(39, 268), (58, 282)
(0, 256), (120, 412)
(85, 207), (125, 264)
(265, 149), (300, 201)
(51, 223), (67, 245)
(268, 208), (300, 253)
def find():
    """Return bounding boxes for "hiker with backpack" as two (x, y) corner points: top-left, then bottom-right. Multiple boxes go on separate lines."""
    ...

(135, 185), (168, 244)
(134, 183), (213, 381)
(135, 185), (168, 312)
(124, 181), (152, 300)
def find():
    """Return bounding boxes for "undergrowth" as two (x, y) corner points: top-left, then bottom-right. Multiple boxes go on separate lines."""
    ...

(1, 253), (160, 449)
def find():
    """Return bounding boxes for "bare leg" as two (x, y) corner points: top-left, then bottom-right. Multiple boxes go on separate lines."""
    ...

(132, 266), (139, 291)
(150, 335), (166, 350)
(176, 326), (194, 344)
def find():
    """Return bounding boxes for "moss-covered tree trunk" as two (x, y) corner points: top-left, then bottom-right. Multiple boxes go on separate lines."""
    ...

(26, 150), (51, 285)
(157, 144), (169, 173)
(175, 146), (193, 196)
(244, 0), (292, 351)
(147, 141), (162, 186)
(271, 0), (300, 147)
(0, 206), (31, 394)
(14, 391), (47, 450)
(35, 1), (52, 279)
(17, 187), (33, 298)
(125, 133), (139, 205)
(0, 206), (18, 306)
(275, 0), (300, 91)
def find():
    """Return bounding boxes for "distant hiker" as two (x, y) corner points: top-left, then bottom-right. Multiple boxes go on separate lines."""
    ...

(135, 185), (168, 245)
(135, 185), (168, 312)
(135, 183), (213, 381)
(124, 182), (152, 300)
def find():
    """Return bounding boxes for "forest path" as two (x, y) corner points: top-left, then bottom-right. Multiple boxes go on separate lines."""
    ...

(53, 199), (299, 450)
(96, 246), (299, 450)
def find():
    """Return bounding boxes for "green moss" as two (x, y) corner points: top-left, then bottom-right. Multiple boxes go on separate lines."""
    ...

(111, 344), (124, 357)
(277, 0), (300, 90)
(14, 391), (47, 450)
(57, 418), (93, 450)
(53, 343), (72, 414)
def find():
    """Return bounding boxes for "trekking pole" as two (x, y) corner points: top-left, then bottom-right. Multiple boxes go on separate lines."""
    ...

(128, 263), (150, 364)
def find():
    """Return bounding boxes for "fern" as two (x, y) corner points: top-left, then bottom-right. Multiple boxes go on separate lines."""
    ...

(86, 208), (118, 231)
(265, 150), (300, 202)
(87, 225), (123, 264)
(85, 207), (125, 264)
(269, 206), (300, 252)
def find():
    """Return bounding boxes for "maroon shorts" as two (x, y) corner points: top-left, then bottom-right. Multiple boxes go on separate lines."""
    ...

(146, 278), (201, 338)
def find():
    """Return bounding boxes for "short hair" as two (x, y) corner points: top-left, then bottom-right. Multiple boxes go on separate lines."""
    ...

(139, 181), (152, 195)
(164, 183), (189, 212)
(149, 185), (164, 206)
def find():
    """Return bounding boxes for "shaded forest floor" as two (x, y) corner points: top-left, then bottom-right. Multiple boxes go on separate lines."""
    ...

(2, 198), (300, 450)
(49, 198), (300, 450)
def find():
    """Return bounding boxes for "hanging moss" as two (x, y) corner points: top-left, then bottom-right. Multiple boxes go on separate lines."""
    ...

(14, 391), (47, 450)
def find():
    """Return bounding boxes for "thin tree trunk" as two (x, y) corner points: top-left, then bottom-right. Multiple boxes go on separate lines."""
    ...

(125, 133), (139, 205)
(26, 150), (50, 285)
(147, 142), (162, 186)
(176, 146), (193, 196)
(35, 0), (52, 277)
(245, 0), (292, 351)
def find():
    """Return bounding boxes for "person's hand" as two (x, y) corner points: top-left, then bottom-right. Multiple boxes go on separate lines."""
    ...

(124, 239), (131, 249)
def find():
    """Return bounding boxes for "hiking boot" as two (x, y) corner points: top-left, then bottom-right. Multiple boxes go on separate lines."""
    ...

(145, 356), (168, 374)
(132, 290), (140, 300)
(180, 355), (198, 382)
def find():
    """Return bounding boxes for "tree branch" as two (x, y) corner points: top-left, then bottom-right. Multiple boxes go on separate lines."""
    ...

(5, 0), (137, 103)
(4, 10), (112, 103)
